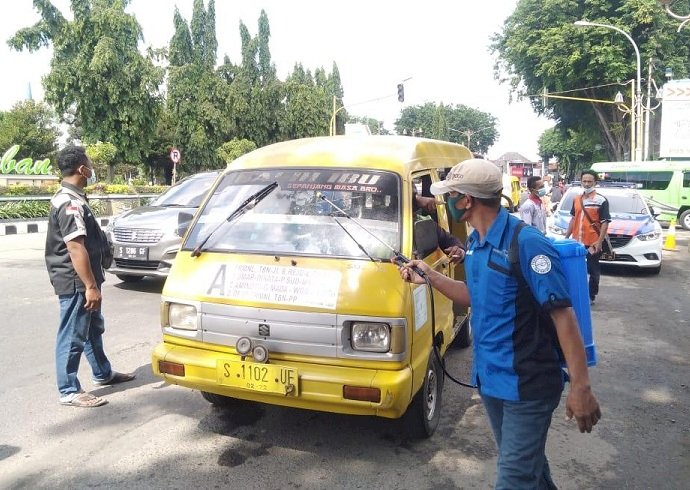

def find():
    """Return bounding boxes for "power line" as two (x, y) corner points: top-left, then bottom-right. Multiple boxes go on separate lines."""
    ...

(526, 80), (631, 98)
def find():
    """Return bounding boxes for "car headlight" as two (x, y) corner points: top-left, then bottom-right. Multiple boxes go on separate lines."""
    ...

(548, 223), (567, 235)
(637, 231), (661, 241)
(351, 322), (390, 352)
(167, 303), (198, 331)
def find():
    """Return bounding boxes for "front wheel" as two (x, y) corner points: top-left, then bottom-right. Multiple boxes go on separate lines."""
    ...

(453, 315), (472, 349)
(679, 209), (690, 231)
(403, 353), (444, 439)
(201, 391), (237, 407)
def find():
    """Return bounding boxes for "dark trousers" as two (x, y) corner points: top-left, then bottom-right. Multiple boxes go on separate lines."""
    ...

(586, 250), (602, 300)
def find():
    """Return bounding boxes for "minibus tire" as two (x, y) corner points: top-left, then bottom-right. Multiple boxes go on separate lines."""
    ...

(454, 316), (472, 349)
(404, 354), (444, 439)
(201, 391), (237, 406)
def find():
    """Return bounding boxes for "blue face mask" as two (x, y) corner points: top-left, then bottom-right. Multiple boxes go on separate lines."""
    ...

(447, 194), (467, 222)
(537, 188), (546, 197)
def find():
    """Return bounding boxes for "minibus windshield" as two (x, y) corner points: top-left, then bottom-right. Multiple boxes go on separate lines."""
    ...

(182, 168), (401, 260)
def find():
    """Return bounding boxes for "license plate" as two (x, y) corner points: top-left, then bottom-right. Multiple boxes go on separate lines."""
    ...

(115, 245), (149, 260)
(218, 360), (299, 396)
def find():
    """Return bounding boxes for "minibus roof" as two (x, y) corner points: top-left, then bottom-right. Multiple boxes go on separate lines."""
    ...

(225, 136), (473, 175)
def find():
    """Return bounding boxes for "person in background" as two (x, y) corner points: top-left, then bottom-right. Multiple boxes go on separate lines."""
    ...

(413, 191), (465, 263)
(519, 175), (547, 233)
(397, 158), (600, 489)
(45, 146), (135, 408)
(553, 180), (565, 203)
(565, 170), (611, 305)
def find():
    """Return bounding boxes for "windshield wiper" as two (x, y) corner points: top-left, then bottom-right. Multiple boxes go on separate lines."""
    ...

(191, 182), (278, 257)
(328, 214), (377, 262)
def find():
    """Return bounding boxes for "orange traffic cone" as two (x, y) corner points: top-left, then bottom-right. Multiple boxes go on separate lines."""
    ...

(663, 218), (677, 251)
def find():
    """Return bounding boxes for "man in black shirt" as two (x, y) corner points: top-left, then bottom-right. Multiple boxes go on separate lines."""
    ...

(45, 146), (134, 408)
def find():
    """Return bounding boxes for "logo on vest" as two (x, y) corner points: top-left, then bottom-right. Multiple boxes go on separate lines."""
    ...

(530, 255), (552, 274)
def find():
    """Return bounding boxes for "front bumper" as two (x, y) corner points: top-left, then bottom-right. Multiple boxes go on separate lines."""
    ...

(107, 259), (173, 278)
(604, 236), (662, 269)
(152, 339), (413, 418)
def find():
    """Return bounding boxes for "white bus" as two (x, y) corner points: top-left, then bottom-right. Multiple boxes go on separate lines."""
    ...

(590, 161), (690, 230)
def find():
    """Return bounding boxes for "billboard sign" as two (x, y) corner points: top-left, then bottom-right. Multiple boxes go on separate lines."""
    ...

(660, 79), (690, 158)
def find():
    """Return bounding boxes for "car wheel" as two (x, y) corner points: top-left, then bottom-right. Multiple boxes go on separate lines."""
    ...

(403, 353), (444, 439)
(115, 274), (144, 283)
(679, 209), (690, 231)
(201, 391), (237, 406)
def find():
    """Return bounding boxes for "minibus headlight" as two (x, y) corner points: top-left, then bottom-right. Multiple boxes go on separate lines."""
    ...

(351, 322), (390, 352)
(168, 303), (198, 331)
(637, 230), (660, 241)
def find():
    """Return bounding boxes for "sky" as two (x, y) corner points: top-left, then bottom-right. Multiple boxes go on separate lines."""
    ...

(0, 0), (555, 161)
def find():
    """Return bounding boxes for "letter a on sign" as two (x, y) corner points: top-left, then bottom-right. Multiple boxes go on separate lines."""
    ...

(170, 148), (181, 164)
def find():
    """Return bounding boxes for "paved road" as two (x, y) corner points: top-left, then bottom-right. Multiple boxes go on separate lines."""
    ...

(0, 231), (688, 489)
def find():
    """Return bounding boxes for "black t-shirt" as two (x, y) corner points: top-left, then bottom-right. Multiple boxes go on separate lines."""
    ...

(44, 182), (105, 295)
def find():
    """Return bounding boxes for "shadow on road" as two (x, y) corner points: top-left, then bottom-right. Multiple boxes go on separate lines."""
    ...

(112, 277), (166, 294)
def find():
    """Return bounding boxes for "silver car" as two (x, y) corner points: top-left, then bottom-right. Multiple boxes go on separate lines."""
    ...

(106, 171), (220, 282)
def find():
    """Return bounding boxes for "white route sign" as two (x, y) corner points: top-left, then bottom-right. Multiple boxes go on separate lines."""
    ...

(660, 80), (690, 158)
(205, 263), (342, 310)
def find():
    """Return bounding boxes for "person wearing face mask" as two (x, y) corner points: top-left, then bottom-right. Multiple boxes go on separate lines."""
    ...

(396, 159), (601, 489)
(518, 176), (547, 233)
(45, 146), (135, 408)
(565, 169), (611, 305)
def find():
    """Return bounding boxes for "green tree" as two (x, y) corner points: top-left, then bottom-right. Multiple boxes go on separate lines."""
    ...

(8, 0), (163, 171)
(167, 0), (230, 171)
(538, 127), (607, 180)
(281, 66), (330, 139)
(217, 138), (257, 165)
(347, 115), (389, 135)
(395, 103), (498, 154)
(431, 103), (449, 141)
(327, 62), (346, 135)
(143, 109), (176, 184)
(492, 0), (690, 161)
(86, 141), (117, 182)
(169, 7), (193, 66)
(0, 101), (59, 159)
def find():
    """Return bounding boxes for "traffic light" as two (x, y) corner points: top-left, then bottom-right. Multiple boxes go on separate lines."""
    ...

(397, 83), (404, 103)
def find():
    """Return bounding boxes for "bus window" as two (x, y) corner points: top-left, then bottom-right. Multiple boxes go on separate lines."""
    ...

(604, 171), (673, 190)
(684, 171), (690, 188)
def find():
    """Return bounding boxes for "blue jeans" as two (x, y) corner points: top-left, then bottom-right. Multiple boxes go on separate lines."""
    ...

(481, 393), (562, 490)
(56, 292), (112, 396)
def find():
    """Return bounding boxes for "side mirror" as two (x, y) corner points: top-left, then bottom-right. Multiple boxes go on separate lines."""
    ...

(413, 219), (440, 259)
(177, 211), (194, 237)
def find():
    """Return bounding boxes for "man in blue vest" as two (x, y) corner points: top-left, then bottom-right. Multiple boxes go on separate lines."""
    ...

(398, 158), (600, 489)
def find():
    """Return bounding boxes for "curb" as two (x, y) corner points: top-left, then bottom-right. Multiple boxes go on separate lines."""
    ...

(0, 217), (112, 236)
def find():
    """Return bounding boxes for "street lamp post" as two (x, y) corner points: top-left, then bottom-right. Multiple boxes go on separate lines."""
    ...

(657, 0), (690, 31)
(574, 20), (644, 161)
(449, 126), (493, 151)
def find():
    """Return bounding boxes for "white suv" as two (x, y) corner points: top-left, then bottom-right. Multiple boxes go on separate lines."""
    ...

(547, 186), (663, 274)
